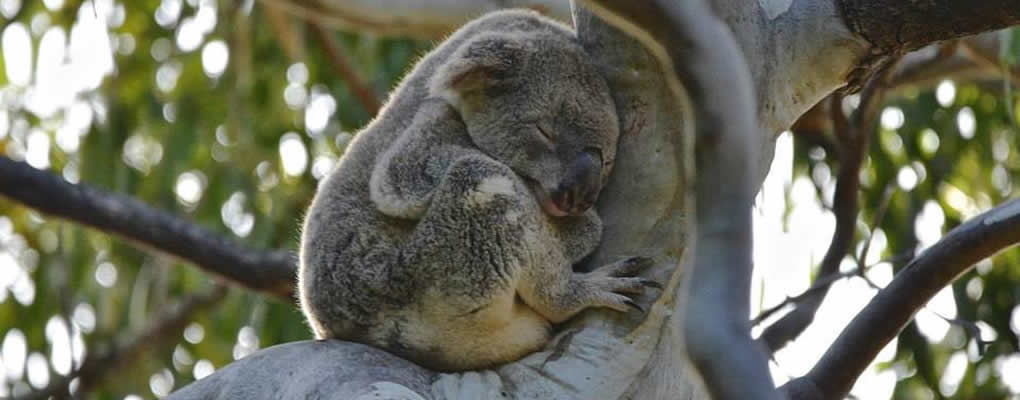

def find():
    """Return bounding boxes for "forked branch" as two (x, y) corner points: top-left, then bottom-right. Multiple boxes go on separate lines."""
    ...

(781, 197), (1020, 399)
(573, 1), (777, 398)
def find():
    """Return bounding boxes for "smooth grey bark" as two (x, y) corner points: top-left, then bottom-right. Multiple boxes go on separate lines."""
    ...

(169, 341), (435, 400)
(172, 0), (1020, 399)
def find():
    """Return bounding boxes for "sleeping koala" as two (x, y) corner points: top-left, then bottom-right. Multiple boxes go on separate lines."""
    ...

(298, 9), (656, 372)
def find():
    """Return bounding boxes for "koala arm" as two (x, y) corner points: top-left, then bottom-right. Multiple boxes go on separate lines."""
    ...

(370, 104), (476, 219)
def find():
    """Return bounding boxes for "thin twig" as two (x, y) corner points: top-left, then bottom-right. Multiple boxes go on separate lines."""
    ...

(0, 157), (296, 299)
(15, 286), (229, 400)
(934, 313), (992, 355)
(856, 183), (897, 271)
(888, 41), (962, 87)
(958, 38), (1020, 83)
(308, 22), (382, 115)
(752, 267), (875, 327)
(872, 250), (917, 266)
(256, 0), (572, 39)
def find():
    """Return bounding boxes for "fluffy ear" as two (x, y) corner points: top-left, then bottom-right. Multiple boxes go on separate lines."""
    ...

(429, 33), (528, 101)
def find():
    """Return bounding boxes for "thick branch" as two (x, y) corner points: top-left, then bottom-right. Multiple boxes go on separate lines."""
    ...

(0, 157), (296, 299)
(840, 0), (1020, 55)
(781, 198), (1020, 400)
(574, 1), (777, 399)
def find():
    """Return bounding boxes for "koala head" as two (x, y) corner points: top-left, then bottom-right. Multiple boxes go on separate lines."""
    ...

(429, 27), (619, 217)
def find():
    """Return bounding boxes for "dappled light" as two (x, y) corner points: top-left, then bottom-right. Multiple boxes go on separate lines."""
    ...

(278, 132), (308, 177)
(200, 40), (228, 78)
(174, 170), (207, 207)
(958, 107), (977, 139)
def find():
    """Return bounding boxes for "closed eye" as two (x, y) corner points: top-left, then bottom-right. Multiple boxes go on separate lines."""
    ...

(536, 123), (555, 143)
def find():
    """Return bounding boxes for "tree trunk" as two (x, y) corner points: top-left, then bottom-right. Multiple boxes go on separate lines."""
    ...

(170, 0), (1019, 399)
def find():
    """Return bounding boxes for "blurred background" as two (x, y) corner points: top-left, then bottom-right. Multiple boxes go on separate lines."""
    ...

(0, 1), (1017, 399)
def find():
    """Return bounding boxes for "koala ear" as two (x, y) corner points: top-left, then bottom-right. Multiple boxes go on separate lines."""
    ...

(429, 33), (528, 101)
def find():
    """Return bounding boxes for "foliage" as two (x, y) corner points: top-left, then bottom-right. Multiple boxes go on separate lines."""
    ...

(0, 0), (427, 397)
(787, 38), (1020, 398)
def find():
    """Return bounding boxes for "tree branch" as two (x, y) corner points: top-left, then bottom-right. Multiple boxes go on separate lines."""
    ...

(308, 22), (382, 115)
(259, 0), (570, 38)
(17, 285), (228, 400)
(957, 37), (1020, 83)
(573, 1), (778, 399)
(839, 0), (1020, 90)
(840, 0), (1020, 55)
(888, 34), (1020, 91)
(781, 197), (1020, 400)
(0, 157), (296, 299)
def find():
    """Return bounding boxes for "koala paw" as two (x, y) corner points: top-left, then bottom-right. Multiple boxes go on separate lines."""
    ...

(579, 256), (661, 313)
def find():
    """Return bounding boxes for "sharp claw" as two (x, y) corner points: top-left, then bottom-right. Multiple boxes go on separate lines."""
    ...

(640, 279), (663, 289)
(625, 256), (655, 268)
(623, 298), (645, 313)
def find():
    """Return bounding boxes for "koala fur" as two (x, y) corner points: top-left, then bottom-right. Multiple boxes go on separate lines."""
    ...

(298, 9), (655, 372)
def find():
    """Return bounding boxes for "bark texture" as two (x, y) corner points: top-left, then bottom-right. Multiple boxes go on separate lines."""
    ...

(841, 0), (1020, 54)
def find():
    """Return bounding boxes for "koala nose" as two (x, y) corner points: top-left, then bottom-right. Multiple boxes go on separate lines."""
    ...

(550, 150), (602, 215)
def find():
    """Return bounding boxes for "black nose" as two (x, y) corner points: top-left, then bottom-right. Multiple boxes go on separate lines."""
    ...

(550, 150), (602, 215)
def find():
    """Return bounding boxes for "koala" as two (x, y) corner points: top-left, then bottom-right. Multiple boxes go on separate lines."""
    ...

(298, 9), (657, 372)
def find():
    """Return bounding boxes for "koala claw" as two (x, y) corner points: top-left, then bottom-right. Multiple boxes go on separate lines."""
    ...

(592, 256), (656, 279)
(640, 278), (663, 290)
(592, 293), (645, 314)
(602, 277), (654, 294)
(572, 256), (663, 315)
(623, 298), (645, 313)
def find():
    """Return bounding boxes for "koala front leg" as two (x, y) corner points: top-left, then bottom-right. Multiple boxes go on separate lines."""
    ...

(404, 155), (547, 305)
(370, 102), (475, 220)
(517, 255), (658, 324)
(409, 154), (657, 329)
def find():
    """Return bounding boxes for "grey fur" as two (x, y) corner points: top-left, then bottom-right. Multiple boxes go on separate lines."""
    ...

(298, 10), (653, 372)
